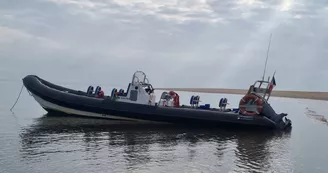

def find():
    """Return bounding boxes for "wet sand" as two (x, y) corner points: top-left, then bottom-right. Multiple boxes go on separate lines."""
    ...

(155, 88), (328, 101)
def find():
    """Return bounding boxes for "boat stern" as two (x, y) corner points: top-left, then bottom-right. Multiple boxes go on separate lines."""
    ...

(261, 102), (292, 129)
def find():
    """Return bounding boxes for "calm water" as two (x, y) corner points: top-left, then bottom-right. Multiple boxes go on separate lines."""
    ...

(1, 81), (328, 173)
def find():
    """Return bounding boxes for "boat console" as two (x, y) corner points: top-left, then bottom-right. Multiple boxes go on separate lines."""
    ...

(109, 71), (156, 105)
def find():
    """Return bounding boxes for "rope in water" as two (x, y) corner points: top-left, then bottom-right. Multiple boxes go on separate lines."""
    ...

(10, 84), (25, 112)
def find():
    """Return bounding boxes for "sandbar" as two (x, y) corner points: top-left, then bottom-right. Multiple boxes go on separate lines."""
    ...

(155, 88), (328, 101)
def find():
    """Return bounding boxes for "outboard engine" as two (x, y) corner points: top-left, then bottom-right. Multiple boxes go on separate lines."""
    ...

(87, 86), (94, 96)
(261, 102), (291, 128)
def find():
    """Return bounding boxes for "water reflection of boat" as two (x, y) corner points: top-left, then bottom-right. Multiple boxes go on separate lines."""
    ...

(22, 71), (291, 130)
(19, 114), (291, 172)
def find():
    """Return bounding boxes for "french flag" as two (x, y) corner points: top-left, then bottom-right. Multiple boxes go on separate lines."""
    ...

(269, 75), (276, 92)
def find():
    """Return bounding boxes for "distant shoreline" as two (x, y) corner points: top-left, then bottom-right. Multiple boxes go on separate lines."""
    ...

(155, 88), (328, 101)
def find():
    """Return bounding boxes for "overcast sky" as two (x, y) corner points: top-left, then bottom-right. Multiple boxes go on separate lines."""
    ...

(1, 0), (328, 91)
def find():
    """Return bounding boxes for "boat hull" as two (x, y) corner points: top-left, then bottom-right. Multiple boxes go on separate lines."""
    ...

(23, 75), (292, 130)
(31, 93), (163, 123)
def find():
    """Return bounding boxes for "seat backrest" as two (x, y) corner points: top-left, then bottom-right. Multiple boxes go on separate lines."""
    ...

(111, 88), (117, 98)
(95, 86), (101, 95)
(87, 86), (94, 95)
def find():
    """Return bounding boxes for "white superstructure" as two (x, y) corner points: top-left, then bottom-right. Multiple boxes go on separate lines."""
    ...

(111, 71), (156, 105)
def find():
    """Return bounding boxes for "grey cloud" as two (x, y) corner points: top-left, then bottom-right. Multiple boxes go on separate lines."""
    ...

(1, 0), (328, 91)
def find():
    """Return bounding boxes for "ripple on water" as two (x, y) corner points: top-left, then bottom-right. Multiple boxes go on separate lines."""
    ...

(305, 107), (328, 126)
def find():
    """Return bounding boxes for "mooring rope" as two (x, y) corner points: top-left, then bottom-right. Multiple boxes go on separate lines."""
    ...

(10, 84), (25, 112)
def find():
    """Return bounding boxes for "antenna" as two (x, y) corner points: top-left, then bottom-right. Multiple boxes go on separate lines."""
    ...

(262, 33), (272, 81)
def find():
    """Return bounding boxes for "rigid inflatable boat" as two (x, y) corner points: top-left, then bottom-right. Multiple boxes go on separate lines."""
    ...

(22, 71), (292, 130)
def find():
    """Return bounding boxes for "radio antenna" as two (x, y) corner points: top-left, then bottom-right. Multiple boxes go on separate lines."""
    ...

(262, 33), (272, 81)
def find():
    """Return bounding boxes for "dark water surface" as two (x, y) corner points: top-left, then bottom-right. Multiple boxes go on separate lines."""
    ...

(1, 82), (328, 173)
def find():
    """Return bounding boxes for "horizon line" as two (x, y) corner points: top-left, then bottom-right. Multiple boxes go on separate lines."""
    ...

(155, 88), (328, 101)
